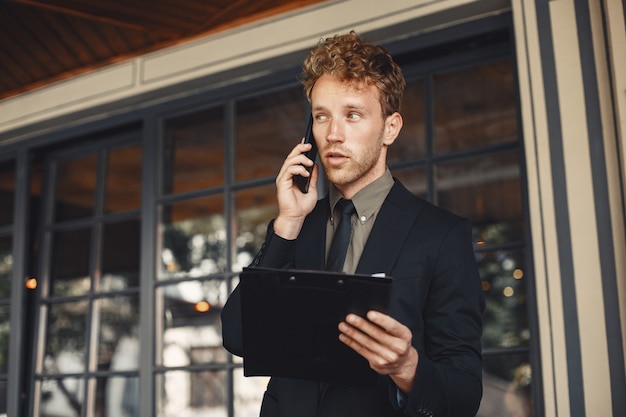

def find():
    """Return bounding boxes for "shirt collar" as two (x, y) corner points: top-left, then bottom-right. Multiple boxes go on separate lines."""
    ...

(329, 169), (394, 224)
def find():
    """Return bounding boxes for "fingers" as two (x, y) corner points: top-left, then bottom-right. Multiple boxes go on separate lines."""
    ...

(338, 312), (413, 374)
(276, 142), (316, 188)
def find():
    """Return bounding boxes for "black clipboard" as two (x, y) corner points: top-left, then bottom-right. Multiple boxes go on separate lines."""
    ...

(239, 267), (392, 388)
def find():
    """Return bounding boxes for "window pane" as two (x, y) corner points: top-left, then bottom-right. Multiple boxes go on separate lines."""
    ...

(391, 167), (428, 200)
(55, 154), (97, 222)
(434, 59), (517, 153)
(50, 228), (91, 297)
(95, 295), (140, 371)
(38, 377), (84, 417)
(92, 375), (139, 417)
(159, 281), (227, 366)
(435, 151), (523, 230)
(0, 235), (11, 298)
(101, 219), (140, 291)
(234, 369), (268, 417)
(163, 107), (225, 195)
(159, 195), (226, 279)
(105, 144), (142, 213)
(478, 354), (532, 417)
(234, 184), (278, 270)
(0, 306), (9, 374)
(479, 249), (528, 349)
(0, 160), (15, 227)
(157, 370), (228, 416)
(389, 78), (426, 162)
(236, 87), (305, 182)
(43, 301), (88, 375)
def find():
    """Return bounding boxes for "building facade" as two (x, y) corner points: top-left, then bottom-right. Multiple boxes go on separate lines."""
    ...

(0, 1), (624, 416)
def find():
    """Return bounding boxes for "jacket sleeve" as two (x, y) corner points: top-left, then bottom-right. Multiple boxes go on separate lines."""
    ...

(221, 220), (297, 356)
(402, 218), (485, 417)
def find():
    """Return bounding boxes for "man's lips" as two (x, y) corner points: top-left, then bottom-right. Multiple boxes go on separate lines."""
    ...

(324, 151), (349, 166)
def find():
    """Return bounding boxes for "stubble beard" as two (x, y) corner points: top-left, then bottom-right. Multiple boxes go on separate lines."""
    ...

(322, 139), (385, 191)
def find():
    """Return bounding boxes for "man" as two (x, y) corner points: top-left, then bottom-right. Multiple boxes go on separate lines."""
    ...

(222, 31), (484, 417)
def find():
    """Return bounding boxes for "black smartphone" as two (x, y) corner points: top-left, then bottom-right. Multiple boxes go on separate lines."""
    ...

(293, 115), (318, 193)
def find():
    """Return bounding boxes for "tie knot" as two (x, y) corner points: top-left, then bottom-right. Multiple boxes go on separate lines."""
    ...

(336, 199), (355, 217)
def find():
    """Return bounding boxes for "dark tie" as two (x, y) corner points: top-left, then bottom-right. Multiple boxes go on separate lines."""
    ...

(326, 199), (355, 271)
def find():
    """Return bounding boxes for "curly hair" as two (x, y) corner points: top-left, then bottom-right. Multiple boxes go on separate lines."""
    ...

(301, 31), (406, 117)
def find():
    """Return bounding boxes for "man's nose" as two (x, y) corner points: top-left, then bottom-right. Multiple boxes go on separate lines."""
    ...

(325, 118), (344, 142)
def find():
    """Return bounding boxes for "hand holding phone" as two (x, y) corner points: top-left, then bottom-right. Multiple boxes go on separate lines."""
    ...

(293, 116), (318, 193)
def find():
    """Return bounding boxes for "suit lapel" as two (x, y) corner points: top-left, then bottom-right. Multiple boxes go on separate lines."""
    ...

(356, 181), (423, 275)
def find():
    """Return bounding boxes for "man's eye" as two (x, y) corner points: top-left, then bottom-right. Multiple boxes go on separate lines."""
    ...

(348, 113), (360, 120)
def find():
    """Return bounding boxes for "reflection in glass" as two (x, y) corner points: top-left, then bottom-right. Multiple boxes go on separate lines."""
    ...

(43, 301), (88, 375)
(434, 59), (517, 153)
(101, 219), (140, 291)
(157, 370), (228, 417)
(389, 78), (425, 163)
(234, 369), (269, 417)
(55, 154), (97, 222)
(95, 295), (140, 371)
(478, 354), (531, 417)
(38, 377), (84, 417)
(93, 376), (139, 417)
(159, 195), (226, 279)
(105, 144), (142, 213)
(50, 228), (91, 297)
(159, 281), (227, 367)
(0, 235), (11, 298)
(0, 306), (9, 374)
(435, 151), (522, 228)
(236, 87), (305, 182)
(0, 159), (15, 227)
(478, 249), (528, 349)
(234, 184), (278, 270)
(163, 107), (225, 195)
(391, 167), (428, 200)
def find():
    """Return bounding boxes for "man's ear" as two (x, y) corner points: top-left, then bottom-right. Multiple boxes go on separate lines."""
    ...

(383, 112), (403, 146)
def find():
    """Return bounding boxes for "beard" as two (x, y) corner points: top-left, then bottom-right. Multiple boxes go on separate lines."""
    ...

(321, 134), (386, 190)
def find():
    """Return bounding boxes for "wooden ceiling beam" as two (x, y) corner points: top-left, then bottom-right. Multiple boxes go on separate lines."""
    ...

(7, 0), (181, 36)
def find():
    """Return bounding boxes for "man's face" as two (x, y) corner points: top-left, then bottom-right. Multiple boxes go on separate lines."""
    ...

(310, 74), (400, 198)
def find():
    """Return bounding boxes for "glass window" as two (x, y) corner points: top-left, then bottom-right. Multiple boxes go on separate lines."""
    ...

(433, 59), (518, 153)
(0, 235), (12, 300)
(105, 144), (142, 213)
(236, 87), (306, 182)
(0, 160), (15, 227)
(389, 78), (426, 163)
(0, 159), (15, 414)
(101, 219), (141, 291)
(94, 295), (140, 371)
(42, 300), (89, 375)
(156, 370), (228, 417)
(159, 194), (226, 279)
(54, 154), (98, 222)
(49, 228), (92, 297)
(34, 139), (143, 416)
(234, 184), (279, 269)
(163, 106), (225, 195)
(434, 150), (523, 231)
(37, 376), (84, 417)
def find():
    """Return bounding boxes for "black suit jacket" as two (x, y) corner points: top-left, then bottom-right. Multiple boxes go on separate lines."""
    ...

(222, 180), (484, 417)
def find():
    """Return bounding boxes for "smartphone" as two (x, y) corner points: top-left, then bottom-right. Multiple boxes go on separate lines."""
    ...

(293, 115), (318, 193)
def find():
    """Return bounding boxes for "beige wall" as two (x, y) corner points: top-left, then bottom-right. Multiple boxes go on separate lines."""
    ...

(513, 0), (626, 416)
